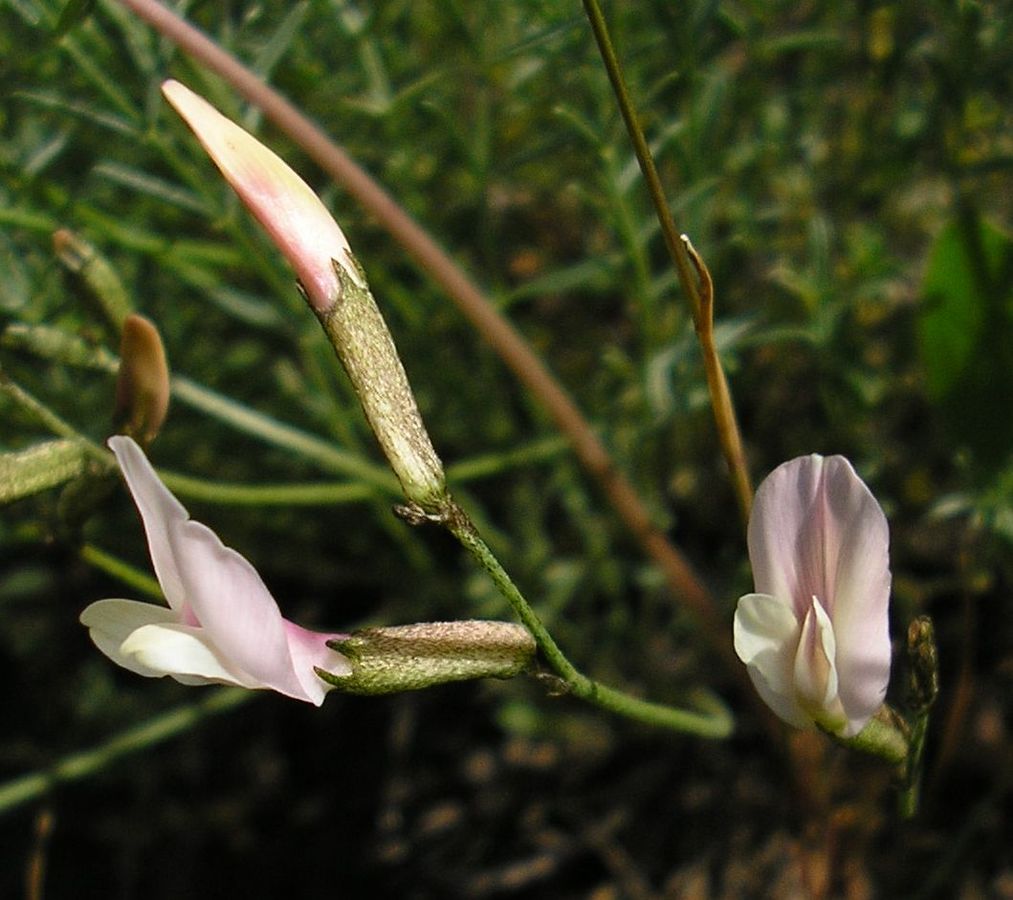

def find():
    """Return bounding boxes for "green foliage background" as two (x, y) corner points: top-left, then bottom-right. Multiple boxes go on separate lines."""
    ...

(1, 0), (1011, 896)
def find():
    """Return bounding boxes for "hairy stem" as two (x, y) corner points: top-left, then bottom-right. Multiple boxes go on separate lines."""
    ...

(444, 501), (732, 739)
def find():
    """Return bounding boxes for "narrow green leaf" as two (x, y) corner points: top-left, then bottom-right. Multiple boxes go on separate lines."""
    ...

(53, 0), (97, 38)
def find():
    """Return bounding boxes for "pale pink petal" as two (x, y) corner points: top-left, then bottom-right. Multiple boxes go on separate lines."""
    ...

(168, 517), (308, 699)
(92, 439), (349, 704)
(161, 80), (361, 312)
(747, 454), (827, 620)
(820, 459), (892, 730)
(80, 598), (180, 677)
(120, 622), (260, 688)
(734, 592), (809, 729)
(283, 622), (352, 706)
(108, 436), (189, 612)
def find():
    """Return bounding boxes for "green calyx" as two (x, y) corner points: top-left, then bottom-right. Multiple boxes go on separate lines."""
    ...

(317, 620), (536, 695)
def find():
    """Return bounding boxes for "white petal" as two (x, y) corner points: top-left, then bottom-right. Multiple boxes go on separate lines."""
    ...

(747, 454), (892, 734)
(733, 593), (809, 729)
(793, 597), (847, 734)
(81, 598), (179, 678)
(108, 436), (189, 612)
(120, 622), (260, 688)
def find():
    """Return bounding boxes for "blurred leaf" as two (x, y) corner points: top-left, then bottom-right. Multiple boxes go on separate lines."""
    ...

(918, 219), (998, 399)
(918, 216), (1013, 469)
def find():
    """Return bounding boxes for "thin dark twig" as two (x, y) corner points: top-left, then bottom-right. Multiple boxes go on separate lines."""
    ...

(581, 0), (753, 525)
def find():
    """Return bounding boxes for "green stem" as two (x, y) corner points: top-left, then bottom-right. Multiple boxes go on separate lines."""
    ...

(80, 543), (164, 600)
(159, 471), (374, 507)
(896, 615), (939, 818)
(445, 502), (732, 739)
(898, 710), (929, 819)
(445, 435), (569, 483)
(171, 375), (398, 493)
(0, 688), (251, 817)
(0, 374), (110, 466)
(581, 0), (701, 320)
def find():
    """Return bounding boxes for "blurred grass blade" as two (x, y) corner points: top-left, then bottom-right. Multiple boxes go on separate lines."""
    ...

(2, 322), (118, 372)
(54, 0), (97, 37)
(53, 229), (135, 334)
(250, 2), (309, 79)
(92, 161), (213, 215)
(0, 439), (91, 504)
(0, 688), (251, 817)
(13, 89), (139, 137)
(170, 375), (398, 492)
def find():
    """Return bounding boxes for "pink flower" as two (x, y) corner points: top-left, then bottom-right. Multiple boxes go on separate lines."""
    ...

(161, 79), (362, 313)
(733, 455), (892, 736)
(80, 436), (350, 704)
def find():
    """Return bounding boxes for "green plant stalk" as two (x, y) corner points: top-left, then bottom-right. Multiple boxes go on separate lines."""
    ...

(897, 615), (938, 818)
(0, 439), (91, 504)
(0, 688), (250, 817)
(80, 543), (166, 600)
(898, 709), (929, 818)
(581, 0), (753, 525)
(1, 324), (398, 493)
(159, 471), (374, 506)
(129, 436), (569, 507)
(444, 502), (732, 739)
(446, 434), (569, 482)
(171, 375), (398, 493)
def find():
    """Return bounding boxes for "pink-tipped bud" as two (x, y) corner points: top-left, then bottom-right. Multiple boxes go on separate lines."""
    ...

(162, 80), (447, 509)
(161, 79), (361, 313)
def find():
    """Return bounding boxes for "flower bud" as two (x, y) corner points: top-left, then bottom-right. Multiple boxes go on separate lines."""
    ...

(114, 314), (170, 445)
(162, 80), (446, 509)
(319, 620), (536, 695)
